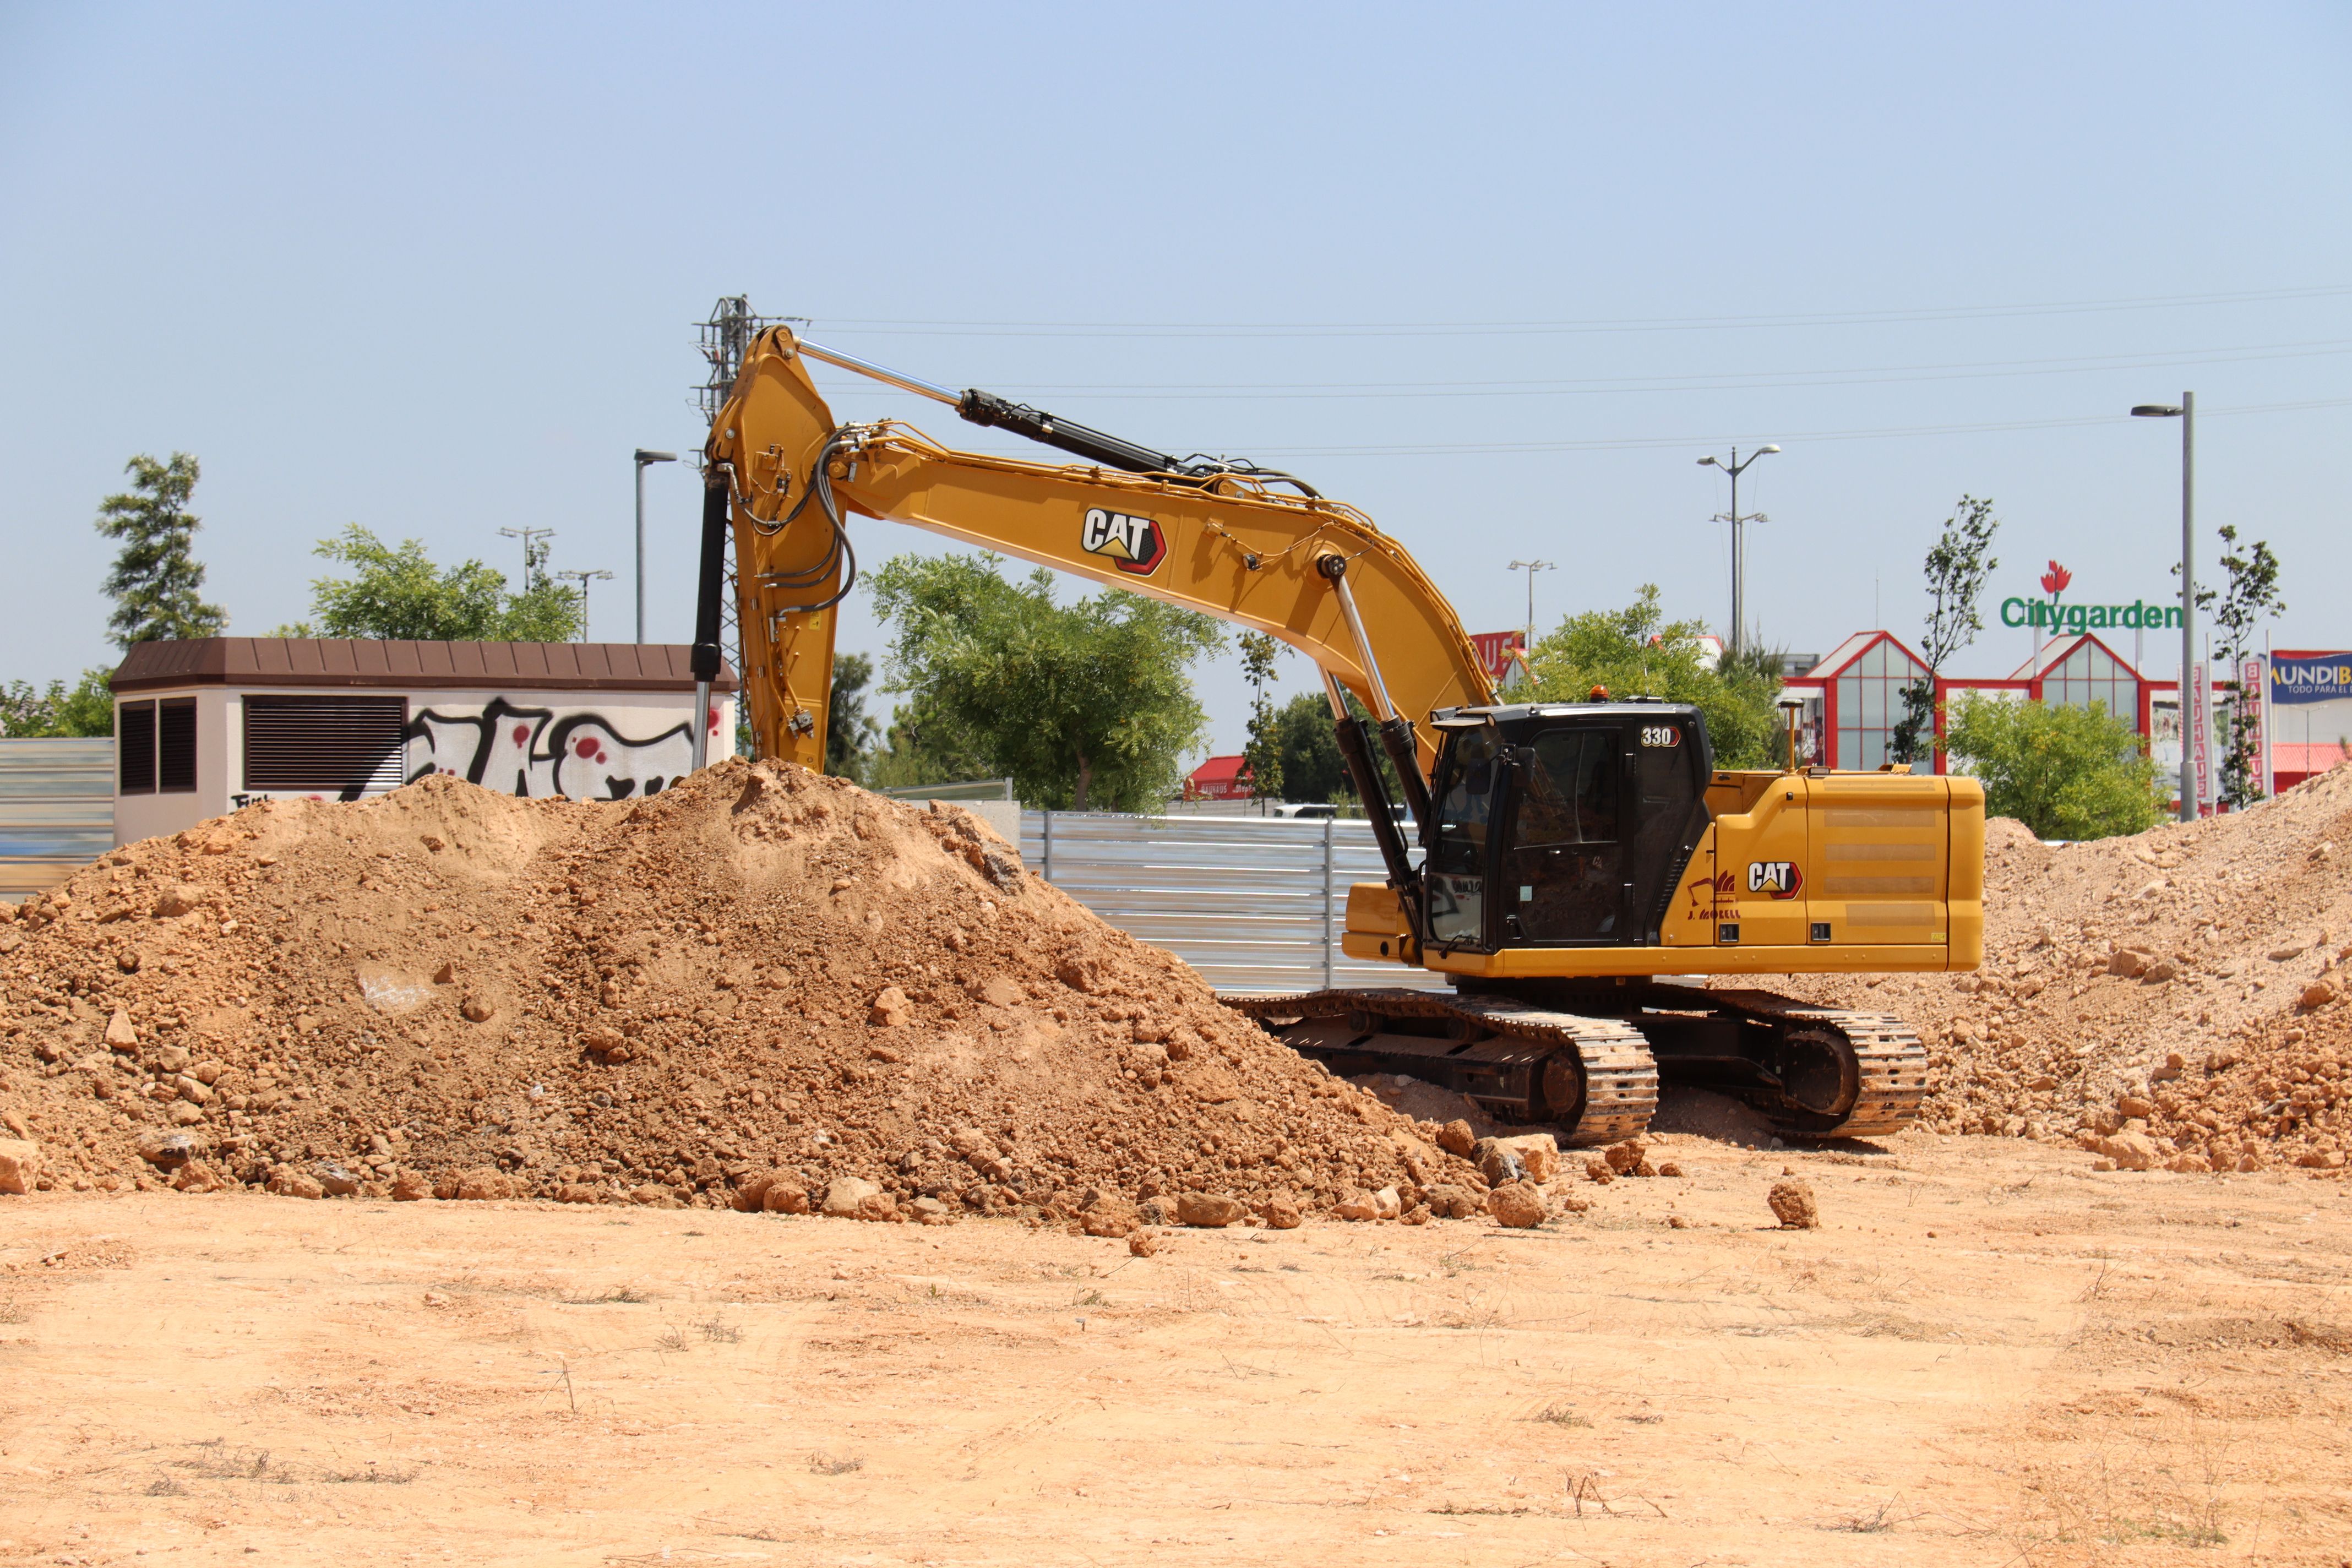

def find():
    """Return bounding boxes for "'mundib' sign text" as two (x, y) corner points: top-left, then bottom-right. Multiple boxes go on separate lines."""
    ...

(2000, 597), (2185, 633)
(2270, 653), (2352, 705)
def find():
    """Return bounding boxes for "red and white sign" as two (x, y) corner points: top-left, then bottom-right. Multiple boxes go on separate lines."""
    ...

(1469, 631), (1527, 686)
(2239, 655), (2267, 799)
(1184, 754), (1253, 802)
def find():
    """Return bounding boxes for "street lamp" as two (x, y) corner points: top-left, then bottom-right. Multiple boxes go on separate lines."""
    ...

(1697, 444), (1780, 656)
(634, 449), (678, 643)
(498, 526), (555, 591)
(1506, 559), (1553, 669)
(557, 569), (615, 643)
(2131, 393), (2195, 822)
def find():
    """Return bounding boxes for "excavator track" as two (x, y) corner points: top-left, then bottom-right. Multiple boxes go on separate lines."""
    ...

(1223, 988), (1658, 1147)
(1695, 990), (1930, 1140)
(1226, 985), (1928, 1146)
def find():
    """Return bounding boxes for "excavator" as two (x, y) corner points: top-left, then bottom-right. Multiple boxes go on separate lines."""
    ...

(696, 327), (1984, 1144)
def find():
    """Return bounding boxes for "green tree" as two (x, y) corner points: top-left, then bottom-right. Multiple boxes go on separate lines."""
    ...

(2197, 525), (2285, 806)
(95, 453), (227, 648)
(279, 525), (582, 641)
(1237, 631), (1286, 802)
(861, 688), (992, 791)
(1270, 690), (1345, 803)
(825, 652), (883, 781)
(1891, 496), (2000, 764)
(1, 669), (116, 737)
(1524, 585), (1782, 766)
(1941, 692), (2163, 841)
(869, 552), (1225, 811)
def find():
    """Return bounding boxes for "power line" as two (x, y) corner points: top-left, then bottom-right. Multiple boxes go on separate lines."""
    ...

(810, 337), (2352, 402)
(802, 282), (2352, 340)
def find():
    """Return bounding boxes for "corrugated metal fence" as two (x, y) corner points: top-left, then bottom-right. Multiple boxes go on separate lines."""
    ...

(1019, 810), (1445, 995)
(0, 738), (115, 900)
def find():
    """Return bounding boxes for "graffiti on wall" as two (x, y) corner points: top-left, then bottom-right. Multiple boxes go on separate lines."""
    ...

(405, 697), (721, 801)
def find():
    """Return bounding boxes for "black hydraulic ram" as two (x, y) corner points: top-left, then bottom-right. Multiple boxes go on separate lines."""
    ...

(789, 336), (1318, 496)
(688, 475), (729, 772)
(1329, 696), (1427, 948)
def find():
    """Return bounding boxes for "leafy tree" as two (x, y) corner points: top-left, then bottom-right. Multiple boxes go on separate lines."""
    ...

(825, 652), (883, 780)
(278, 525), (581, 641)
(1941, 692), (2162, 841)
(1891, 496), (1999, 764)
(1237, 631), (1286, 802)
(2196, 525), (2285, 806)
(868, 552), (1225, 811)
(861, 688), (992, 792)
(1, 669), (116, 737)
(1524, 585), (1782, 766)
(95, 453), (227, 648)
(1270, 690), (1346, 803)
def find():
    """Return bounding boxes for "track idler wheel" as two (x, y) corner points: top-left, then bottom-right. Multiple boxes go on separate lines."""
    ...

(1766, 1025), (1860, 1135)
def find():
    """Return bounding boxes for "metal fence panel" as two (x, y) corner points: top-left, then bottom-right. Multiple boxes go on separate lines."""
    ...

(1019, 809), (1447, 995)
(0, 738), (115, 899)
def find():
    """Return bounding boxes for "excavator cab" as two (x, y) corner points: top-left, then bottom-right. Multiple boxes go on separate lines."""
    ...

(1423, 703), (1713, 954)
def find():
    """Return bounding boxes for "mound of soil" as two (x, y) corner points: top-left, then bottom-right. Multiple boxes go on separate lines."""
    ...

(0, 761), (1472, 1211)
(1782, 763), (2352, 1170)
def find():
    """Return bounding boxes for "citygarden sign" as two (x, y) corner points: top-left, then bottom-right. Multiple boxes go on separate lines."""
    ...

(1998, 559), (2185, 635)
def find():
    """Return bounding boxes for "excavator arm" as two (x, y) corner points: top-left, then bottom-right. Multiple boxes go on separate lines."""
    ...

(702, 326), (1493, 902)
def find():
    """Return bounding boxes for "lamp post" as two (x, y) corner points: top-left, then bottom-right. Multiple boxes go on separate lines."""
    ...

(634, 449), (677, 643)
(2131, 393), (2195, 822)
(1506, 559), (1553, 668)
(1697, 444), (1779, 656)
(498, 526), (555, 591)
(556, 569), (615, 643)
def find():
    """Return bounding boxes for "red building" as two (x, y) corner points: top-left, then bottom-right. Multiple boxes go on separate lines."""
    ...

(1183, 754), (1254, 801)
(1781, 629), (2179, 775)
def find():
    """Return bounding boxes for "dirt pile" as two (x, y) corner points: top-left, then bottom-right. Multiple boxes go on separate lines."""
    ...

(0, 760), (1474, 1213)
(1783, 761), (2352, 1169)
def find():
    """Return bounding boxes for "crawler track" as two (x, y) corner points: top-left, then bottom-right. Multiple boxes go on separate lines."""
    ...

(1224, 988), (1657, 1147)
(1699, 991), (1930, 1140)
(1226, 985), (1928, 1145)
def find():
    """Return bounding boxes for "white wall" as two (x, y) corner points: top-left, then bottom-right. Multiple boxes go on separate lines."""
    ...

(115, 685), (741, 848)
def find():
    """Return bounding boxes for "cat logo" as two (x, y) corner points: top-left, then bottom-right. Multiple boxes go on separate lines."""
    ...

(1747, 861), (1803, 899)
(1081, 507), (1168, 576)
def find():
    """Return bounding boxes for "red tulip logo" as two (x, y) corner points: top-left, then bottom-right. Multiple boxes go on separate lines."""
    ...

(2040, 560), (2072, 595)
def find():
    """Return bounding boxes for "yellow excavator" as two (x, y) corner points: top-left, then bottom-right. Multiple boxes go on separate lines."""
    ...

(698, 327), (1983, 1144)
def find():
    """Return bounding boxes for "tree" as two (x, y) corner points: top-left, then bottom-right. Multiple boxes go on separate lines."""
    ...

(861, 688), (992, 791)
(1524, 585), (1782, 766)
(868, 552), (1226, 811)
(2197, 525), (2285, 806)
(825, 652), (883, 781)
(1891, 496), (1999, 764)
(95, 453), (227, 648)
(1237, 631), (1286, 802)
(1268, 691), (1347, 803)
(1, 669), (115, 737)
(1941, 692), (2163, 841)
(277, 525), (582, 641)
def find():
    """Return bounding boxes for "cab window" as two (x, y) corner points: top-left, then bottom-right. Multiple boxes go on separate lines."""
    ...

(1427, 727), (1498, 945)
(1505, 726), (1626, 943)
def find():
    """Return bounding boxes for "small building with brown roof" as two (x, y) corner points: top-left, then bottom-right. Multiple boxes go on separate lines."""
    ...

(108, 639), (739, 847)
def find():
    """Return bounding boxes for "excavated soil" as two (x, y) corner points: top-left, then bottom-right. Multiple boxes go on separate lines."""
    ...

(1782, 761), (2352, 1171)
(0, 761), (1473, 1213)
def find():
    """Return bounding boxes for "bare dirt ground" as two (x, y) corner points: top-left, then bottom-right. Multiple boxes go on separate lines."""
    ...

(5, 1110), (2348, 1567)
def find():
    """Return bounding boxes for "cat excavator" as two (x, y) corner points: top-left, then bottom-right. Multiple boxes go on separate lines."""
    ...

(697, 326), (1983, 1145)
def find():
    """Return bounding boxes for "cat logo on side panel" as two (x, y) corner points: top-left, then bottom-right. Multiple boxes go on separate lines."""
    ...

(1081, 508), (1168, 575)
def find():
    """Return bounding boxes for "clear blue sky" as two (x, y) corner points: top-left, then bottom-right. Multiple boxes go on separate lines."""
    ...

(4, 2), (2348, 755)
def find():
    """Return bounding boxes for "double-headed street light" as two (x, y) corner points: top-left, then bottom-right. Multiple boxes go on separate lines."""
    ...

(1697, 444), (1779, 656)
(2131, 393), (2195, 822)
(634, 449), (678, 643)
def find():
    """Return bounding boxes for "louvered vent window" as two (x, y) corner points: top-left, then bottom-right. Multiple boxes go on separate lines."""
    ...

(119, 700), (156, 794)
(157, 698), (198, 792)
(242, 695), (407, 794)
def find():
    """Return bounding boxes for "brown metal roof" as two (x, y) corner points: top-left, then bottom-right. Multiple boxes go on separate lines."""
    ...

(110, 639), (741, 695)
